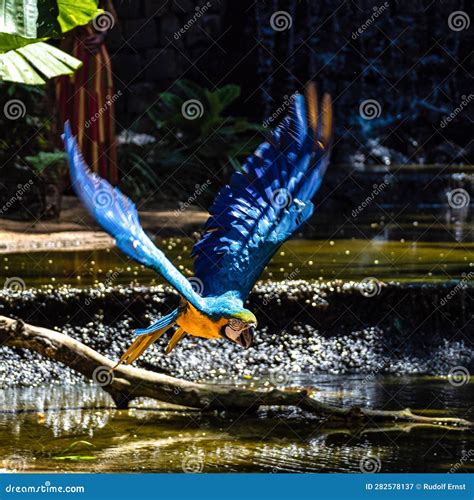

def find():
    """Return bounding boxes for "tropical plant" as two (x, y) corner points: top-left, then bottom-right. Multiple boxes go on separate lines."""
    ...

(0, 1), (101, 219)
(25, 151), (67, 173)
(24, 150), (68, 218)
(146, 80), (264, 174)
(0, 0), (101, 84)
(118, 143), (160, 199)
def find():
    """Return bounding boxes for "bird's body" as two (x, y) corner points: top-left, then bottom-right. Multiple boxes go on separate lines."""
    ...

(177, 301), (229, 340)
(63, 83), (332, 366)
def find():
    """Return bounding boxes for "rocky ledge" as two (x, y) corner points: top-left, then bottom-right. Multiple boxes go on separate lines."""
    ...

(0, 280), (472, 386)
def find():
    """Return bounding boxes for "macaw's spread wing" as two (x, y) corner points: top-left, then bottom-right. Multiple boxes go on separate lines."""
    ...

(192, 84), (332, 301)
(63, 122), (204, 310)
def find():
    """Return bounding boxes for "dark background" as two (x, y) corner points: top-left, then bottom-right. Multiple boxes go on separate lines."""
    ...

(0, 0), (472, 220)
(110, 0), (473, 165)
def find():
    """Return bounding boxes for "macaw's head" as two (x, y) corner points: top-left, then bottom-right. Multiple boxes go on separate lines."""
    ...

(221, 309), (257, 349)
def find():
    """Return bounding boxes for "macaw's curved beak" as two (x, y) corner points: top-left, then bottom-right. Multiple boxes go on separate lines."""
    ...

(239, 325), (254, 348)
(224, 324), (255, 349)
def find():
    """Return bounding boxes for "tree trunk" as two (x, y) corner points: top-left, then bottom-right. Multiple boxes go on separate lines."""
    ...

(0, 315), (472, 428)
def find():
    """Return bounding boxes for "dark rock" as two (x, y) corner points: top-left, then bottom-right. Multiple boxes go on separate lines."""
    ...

(127, 83), (159, 116)
(158, 14), (182, 45)
(114, 0), (144, 19)
(144, 0), (170, 18)
(171, 0), (194, 14)
(105, 25), (126, 52)
(123, 18), (159, 50)
(144, 49), (182, 81)
(111, 53), (142, 84)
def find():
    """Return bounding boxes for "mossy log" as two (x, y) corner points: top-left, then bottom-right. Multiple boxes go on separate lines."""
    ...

(0, 315), (472, 428)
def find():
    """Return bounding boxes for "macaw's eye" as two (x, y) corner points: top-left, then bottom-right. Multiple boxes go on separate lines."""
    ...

(229, 318), (243, 330)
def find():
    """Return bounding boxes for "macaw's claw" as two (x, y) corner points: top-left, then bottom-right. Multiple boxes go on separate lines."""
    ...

(165, 328), (186, 354)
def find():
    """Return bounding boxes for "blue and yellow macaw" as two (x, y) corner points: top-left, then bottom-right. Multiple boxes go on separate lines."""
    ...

(63, 83), (332, 367)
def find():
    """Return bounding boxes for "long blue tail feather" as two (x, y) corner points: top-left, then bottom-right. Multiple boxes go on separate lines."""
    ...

(134, 309), (179, 336)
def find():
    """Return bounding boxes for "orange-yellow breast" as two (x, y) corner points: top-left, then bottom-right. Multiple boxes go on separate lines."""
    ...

(176, 302), (226, 339)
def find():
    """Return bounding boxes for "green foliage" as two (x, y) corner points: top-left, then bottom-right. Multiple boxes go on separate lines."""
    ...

(118, 144), (161, 199)
(0, 0), (100, 48)
(25, 151), (67, 173)
(146, 80), (264, 173)
(0, 0), (100, 84)
(0, 81), (50, 164)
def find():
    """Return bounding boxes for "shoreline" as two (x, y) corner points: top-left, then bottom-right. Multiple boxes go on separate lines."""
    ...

(0, 196), (208, 254)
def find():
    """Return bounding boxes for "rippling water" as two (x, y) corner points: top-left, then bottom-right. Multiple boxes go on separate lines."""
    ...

(0, 376), (472, 473)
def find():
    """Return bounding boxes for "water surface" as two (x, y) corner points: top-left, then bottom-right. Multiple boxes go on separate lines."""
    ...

(1, 376), (472, 473)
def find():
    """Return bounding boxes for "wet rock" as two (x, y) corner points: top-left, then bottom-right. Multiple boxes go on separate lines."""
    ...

(0, 281), (472, 387)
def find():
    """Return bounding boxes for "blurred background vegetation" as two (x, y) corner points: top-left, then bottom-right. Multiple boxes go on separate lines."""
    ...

(0, 0), (472, 220)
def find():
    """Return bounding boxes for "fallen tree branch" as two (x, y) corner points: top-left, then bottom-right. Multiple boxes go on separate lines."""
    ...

(0, 315), (472, 428)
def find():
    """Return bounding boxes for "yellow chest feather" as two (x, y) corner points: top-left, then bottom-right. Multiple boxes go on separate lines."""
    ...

(176, 303), (226, 339)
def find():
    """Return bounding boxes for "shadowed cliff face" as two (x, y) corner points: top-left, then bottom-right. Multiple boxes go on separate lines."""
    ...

(220, 0), (474, 165)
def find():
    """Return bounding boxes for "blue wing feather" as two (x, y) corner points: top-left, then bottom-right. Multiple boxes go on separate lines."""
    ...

(63, 122), (204, 310)
(192, 89), (332, 300)
(134, 309), (179, 335)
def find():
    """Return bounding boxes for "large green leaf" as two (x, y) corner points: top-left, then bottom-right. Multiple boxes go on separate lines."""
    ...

(0, 0), (99, 84)
(0, 41), (82, 84)
(57, 0), (101, 33)
(0, 0), (100, 53)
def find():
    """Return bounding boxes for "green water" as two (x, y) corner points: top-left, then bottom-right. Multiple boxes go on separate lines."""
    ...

(0, 376), (472, 473)
(1, 238), (473, 288)
(1, 207), (472, 287)
(0, 208), (472, 473)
